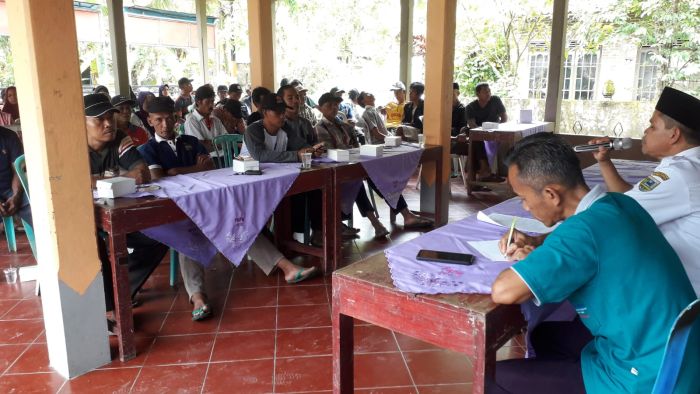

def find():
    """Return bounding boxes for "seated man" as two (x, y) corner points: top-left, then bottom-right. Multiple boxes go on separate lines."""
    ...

(243, 94), (326, 244)
(278, 84), (315, 145)
(215, 85), (228, 106)
(111, 95), (150, 146)
(315, 92), (431, 231)
(226, 83), (250, 120)
(489, 133), (696, 393)
(397, 82), (424, 140)
(0, 125), (31, 229)
(245, 86), (272, 125)
(464, 82), (506, 182)
(175, 77), (194, 116)
(139, 97), (317, 320)
(359, 91), (390, 144)
(383, 82), (406, 130)
(84, 93), (168, 312)
(293, 83), (318, 126)
(184, 85), (227, 152)
(588, 87), (700, 296)
(212, 98), (246, 134)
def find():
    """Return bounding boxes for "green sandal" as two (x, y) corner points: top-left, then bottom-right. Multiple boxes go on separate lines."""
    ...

(191, 304), (212, 321)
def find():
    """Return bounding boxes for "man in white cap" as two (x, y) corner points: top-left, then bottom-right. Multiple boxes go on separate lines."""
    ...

(384, 81), (406, 129)
(586, 86), (700, 295)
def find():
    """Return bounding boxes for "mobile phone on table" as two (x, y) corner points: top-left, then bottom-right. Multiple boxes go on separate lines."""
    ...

(416, 249), (475, 266)
(244, 169), (263, 175)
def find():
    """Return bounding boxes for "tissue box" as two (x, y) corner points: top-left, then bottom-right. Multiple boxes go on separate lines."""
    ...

(519, 109), (533, 124)
(360, 144), (384, 157)
(96, 177), (136, 198)
(482, 122), (500, 130)
(328, 149), (350, 162)
(384, 136), (402, 147)
(233, 157), (259, 173)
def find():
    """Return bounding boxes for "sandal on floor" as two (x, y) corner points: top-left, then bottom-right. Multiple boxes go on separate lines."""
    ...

(478, 174), (505, 183)
(374, 225), (390, 238)
(404, 217), (433, 229)
(191, 304), (212, 321)
(286, 266), (318, 284)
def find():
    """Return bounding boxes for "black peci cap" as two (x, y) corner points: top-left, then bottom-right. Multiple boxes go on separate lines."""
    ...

(84, 94), (118, 117)
(655, 87), (700, 132)
(147, 96), (175, 114)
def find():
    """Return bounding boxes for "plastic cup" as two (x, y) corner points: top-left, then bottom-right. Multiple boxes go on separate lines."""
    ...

(418, 134), (425, 148)
(301, 152), (312, 169)
(3, 267), (18, 283)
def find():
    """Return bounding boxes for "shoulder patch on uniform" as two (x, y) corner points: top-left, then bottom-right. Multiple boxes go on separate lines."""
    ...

(639, 176), (661, 192)
(652, 171), (669, 181)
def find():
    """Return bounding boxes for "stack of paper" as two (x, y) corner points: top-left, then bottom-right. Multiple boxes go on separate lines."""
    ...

(476, 211), (555, 234)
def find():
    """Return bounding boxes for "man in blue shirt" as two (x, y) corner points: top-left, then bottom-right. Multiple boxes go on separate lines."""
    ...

(489, 133), (696, 393)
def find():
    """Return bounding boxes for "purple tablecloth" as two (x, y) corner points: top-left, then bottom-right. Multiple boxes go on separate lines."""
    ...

(134, 163), (300, 266)
(386, 159), (658, 294)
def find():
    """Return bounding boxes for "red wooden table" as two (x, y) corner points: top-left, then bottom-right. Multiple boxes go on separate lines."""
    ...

(94, 166), (334, 361)
(331, 253), (525, 393)
(325, 145), (443, 270)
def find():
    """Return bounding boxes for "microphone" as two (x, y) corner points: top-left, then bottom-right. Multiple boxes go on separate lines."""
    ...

(573, 137), (632, 153)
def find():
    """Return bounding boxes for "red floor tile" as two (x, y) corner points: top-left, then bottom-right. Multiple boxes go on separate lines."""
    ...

(354, 352), (414, 389)
(144, 334), (215, 366)
(276, 304), (331, 329)
(355, 388), (417, 394)
(59, 367), (140, 393)
(132, 312), (167, 338)
(0, 319), (44, 344)
(275, 327), (332, 358)
(132, 291), (176, 314)
(210, 330), (275, 362)
(0, 372), (66, 393)
(277, 284), (328, 306)
(402, 350), (472, 386)
(103, 336), (154, 369)
(131, 364), (207, 393)
(394, 333), (441, 352)
(354, 325), (400, 353)
(6, 343), (50, 373)
(226, 287), (278, 309)
(274, 355), (332, 392)
(0, 282), (36, 300)
(0, 344), (28, 373)
(417, 383), (473, 393)
(203, 359), (274, 393)
(3, 298), (43, 320)
(0, 299), (19, 319)
(218, 307), (276, 332)
(159, 311), (220, 336)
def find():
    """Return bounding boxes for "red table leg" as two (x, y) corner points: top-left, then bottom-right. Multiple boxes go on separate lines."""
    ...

(106, 232), (136, 362)
(332, 285), (354, 393)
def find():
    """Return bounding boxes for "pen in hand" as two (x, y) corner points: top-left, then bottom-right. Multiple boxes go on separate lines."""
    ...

(505, 218), (517, 257)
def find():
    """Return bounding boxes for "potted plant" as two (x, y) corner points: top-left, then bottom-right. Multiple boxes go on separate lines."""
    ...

(603, 80), (615, 99)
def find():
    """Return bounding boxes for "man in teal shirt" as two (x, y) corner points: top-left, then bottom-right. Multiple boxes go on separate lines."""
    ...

(489, 133), (696, 393)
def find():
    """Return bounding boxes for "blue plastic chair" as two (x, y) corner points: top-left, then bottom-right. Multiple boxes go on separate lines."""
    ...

(12, 155), (36, 258)
(212, 134), (244, 169)
(2, 215), (16, 252)
(652, 299), (700, 394)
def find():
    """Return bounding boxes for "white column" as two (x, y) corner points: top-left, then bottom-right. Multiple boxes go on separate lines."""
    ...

(544, 0), (569, 128)
(106, 0), (130, 95)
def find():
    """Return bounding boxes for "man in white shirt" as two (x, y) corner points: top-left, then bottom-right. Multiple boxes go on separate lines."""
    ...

(183, 85), (227, 152)
(588, 86), (700, 295)
(358, 91), (389, 144)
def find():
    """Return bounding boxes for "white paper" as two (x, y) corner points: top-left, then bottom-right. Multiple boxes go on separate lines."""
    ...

(468, 240), (508, 262)
(477, 211), (555, 234)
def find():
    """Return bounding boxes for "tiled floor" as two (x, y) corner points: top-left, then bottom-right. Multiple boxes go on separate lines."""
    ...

(0, 177), (526, 393)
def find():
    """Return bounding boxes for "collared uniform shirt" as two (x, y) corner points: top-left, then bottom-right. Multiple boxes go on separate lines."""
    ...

(138, 134), (208, 172)
(625, 146), (700, 295)
(512, 185), (696, 393)
(183, 109), (227, 142)
(89, 130), (144, 176)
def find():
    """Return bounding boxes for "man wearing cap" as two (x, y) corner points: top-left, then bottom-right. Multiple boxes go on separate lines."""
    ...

(384, 81), (406, 129)
(295, 84), (317, 126)
(226, 83), (250, 121)
(111, 95), (150, 146)
(84, 93), (168, 313)
(330, 87), (354, 123)
(215, 85), (228, 106)
(587, 86), (700, 295)
(291, 79), (317, 110)
(175, 77), (194, 115)
(278, 85), (315, 145)
(184, 85), (227, 152)
(212, 99), (246, 134)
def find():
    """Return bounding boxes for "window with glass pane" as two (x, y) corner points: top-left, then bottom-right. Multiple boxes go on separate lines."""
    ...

(636, 49), (660, 101)
(563, 54), (573, 99)
(562, 52), (598, 100)
(528, 52), (549, 99)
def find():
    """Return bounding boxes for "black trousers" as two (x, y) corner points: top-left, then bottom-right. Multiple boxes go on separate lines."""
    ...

(99, 232), (168, 311)
(354, 178), (408, 216)
(291, 190), (323, 233)
(486, 317), (593, 394)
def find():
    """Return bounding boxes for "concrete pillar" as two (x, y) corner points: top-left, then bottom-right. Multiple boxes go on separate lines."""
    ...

(247, 0), (275, 90)
(196, 0), (209, 83)
(420, 0), (455, 225)
(106, 0), (130, 96)
(6, 0), (110, 378)
(399, 0), (414, 87)
(544, 0), (569, 129)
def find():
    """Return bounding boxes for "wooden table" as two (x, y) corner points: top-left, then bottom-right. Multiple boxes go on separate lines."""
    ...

(325, 145), (443, 270)
(331, 253), (525, 394)
(466, 122), (553, 194)
(94, 167), (334, 362)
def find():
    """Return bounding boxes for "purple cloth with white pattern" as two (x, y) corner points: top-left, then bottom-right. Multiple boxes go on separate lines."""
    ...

(386, 159), (658, 294)
(359, 145), (423, 209)
(129, 163), (300, 266)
